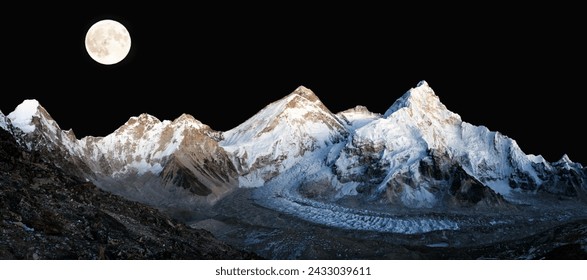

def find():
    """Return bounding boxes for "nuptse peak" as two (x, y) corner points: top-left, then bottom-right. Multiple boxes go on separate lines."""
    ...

(1, 81), (585, 219)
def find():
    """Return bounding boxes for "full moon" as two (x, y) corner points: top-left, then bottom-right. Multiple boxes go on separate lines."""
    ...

(85, 19), (131, 65)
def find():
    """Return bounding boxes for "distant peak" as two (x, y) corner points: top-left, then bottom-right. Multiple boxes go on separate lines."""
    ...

(173, 113), (204, 128)
(403, 80), (437, 99)
(339, 105), (376, 115)
(554, 154), (580, 170)
(280, 85), (333, 113)
(13, 99), (41, 114)
(337, 105), (381, 130)
(293, 85), (312, 94)
(560, 154), (572, 163)
(174, 113), (196, 122)
(350, 105), (371, 113)
(7, 99), (42, 133)
(383, 81), (445, 118)
(137, 113), (160, 122)
(291, 85), (320, 102)
(416, 80), (429, 88)
(124, 113), (161, 127)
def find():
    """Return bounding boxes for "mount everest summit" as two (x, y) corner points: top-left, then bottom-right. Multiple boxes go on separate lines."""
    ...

(2, 81), (586, 234)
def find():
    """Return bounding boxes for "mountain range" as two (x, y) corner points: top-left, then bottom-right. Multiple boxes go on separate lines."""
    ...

(0, 115), (256, 259)
(1, 81), (586, 236)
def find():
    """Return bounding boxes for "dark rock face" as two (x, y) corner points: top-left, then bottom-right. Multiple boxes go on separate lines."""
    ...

(540, 163), (587, 198)
(0, 129), (257, 260)
(447, 165), (508, 208)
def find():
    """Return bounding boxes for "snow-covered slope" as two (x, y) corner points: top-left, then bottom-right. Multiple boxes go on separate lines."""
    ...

(220, 86), (348, 187)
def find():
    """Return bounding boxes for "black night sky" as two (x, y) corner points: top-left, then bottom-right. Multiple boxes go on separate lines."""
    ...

(2, 3), (585, 164)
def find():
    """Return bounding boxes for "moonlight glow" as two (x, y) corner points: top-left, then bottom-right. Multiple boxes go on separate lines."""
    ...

(85, 19), (131, 65)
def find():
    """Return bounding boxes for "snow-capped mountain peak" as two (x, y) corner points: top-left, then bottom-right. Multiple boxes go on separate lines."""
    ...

(416, 80), (428, 87)
(285, 85), (333, 112)
(292, 85), (319, 102)
(221, 86), (348, 187)
(222, 86), (343, 145)
(341, 105), (374, 115)
(120, 113), (161, 129)
(173, 113), (202, 126)
(7, 99), (42, 133)
(337, 105), (381, 131)
(114, 113), (207, 137)
(5, 99), (77, 152)
(137, 113), (159, 122)
(555, 154), (582, 170)
(377, 80), (463, 153)
(292, 85), (314, 96)
(383, 80), (460, 123)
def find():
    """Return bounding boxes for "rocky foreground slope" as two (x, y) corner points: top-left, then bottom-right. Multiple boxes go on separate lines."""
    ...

(0, 127), (257, 259)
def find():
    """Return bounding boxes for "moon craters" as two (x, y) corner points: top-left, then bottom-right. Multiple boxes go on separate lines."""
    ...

(85, 20), (131, 65)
